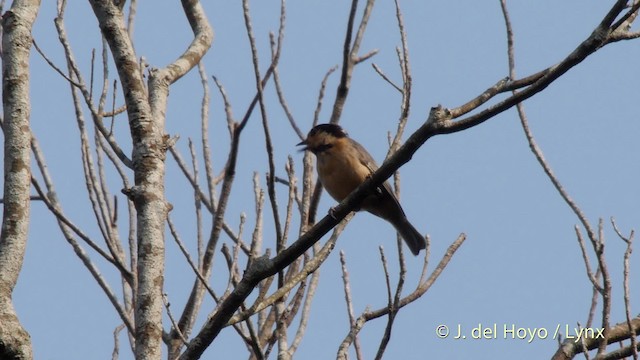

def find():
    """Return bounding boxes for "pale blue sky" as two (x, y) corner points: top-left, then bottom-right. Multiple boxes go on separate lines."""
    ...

(11, 1), (640, 359)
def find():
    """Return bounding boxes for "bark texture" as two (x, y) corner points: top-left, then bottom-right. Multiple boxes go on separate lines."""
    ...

(0, 1), (41, 359)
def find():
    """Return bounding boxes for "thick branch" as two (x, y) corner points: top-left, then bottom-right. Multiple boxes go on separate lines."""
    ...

(552, 317), (640, 360)
(0, 1), (41, 359)
(87, 1), (172, 358)
(446, 0), (629, 134)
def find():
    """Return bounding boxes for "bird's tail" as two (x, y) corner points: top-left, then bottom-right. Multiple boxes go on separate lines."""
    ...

(393, 217), (426, 256)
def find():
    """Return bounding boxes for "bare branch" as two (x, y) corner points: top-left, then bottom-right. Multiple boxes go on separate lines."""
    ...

(387, 0), (412, 156)
(443, 0), (630, 135)
(126, 0), (137, 39)
(227, 217), (346, 326)
(87, 0), (215, 356)
(374, 247), (394, 360)
(0, 2), (41, 357)
(354, 48), (378, 64)
(196, 63), (216, 211)
(32, 38), (81, 87)
(585, 267), (602, 330)
(54, 6), (133, 168)
(575, 227), (602, 292)
(552, 317), (640, 360)
(241, 0), (283, 253)
(167, 216), (218, 301)
(163, 293), (189, 346)
(338, 234), (465, 358)
(340, 251), (364, 360)
(288, 252), (320, 355)
(329, 0), (376, 124)
(181, 104), (467, 358)
(30, 177), (135, 333)
(371, 63), (402, 93)
(111, 324), (125, 360)
(611, 218), (637, 360)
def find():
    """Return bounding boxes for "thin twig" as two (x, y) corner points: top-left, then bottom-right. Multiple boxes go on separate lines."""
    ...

(499, 5), (615, 355)
(328, 0), (376, 124)
(611, 218), (638, 360)
(32, 39), (81, 87)
(374, 247), (394, 360)
(188, 139), (204, 267)
(167, 216), (218, 301)
(31, 176), (134, 335)
(340, 251), (364, 360)
(127, 0), (137, 38)
(287, 252), (320, 355)
(585, 267), (602, 329)
(111, 324), (125, 360)
(163, 293), (189, 346)
(182, 2), (639, 356)
(54, 7), (133, 168)
(242, 0), (284, 265)
(337, 234), (466, 358)
(227, 218), (346, 326)
(391, 0), (411, 151)
(371, 63), (402, 93)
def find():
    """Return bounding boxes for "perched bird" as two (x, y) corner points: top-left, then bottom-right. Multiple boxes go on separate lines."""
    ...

(298, 123), (426, 255)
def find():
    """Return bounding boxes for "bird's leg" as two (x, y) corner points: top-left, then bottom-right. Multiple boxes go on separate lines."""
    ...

(328, 206), (338, 220)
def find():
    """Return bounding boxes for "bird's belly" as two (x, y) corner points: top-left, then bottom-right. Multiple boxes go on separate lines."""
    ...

(317, 157), (365, 202)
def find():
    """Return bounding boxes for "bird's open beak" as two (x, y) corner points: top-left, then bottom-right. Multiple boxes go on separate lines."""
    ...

(297, 139), (308, 152)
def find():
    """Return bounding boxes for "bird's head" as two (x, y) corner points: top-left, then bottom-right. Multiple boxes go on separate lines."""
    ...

(297, 123), (348, 154)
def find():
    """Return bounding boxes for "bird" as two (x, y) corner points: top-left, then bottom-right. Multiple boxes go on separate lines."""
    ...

(297, 123), (426, 255)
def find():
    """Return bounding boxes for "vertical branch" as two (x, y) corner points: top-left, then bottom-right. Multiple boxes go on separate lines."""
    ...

(269, 0), (302, 140)
(585, 267), (602, 328)
(374, 247), (394, 360)
(89, 0), (212, 358)
(197, 63), (213, 265)
(310, 0), (376, 228)
(53, 6), (133, 168)
(500, 1), (616, 356)
(388, 0), (411, 154)
(33, 126), (137, 335)
(337, 234), (465, 359)
(611, 218), (637, 359)
(126, 0), (137, 38)
(198, 64), (215, 205)
(189, 139), (205, 267)
(330, 0), (359, 124)
(89, 3), (163, 358)
(111, 324), (125, 360)
(594, 220), (612, 356)
(0, 1), (40, 359)
(241, 3), (292, 356)
(287, 254), (321, 355)
(340, 251), (364, 360)
(306, 66), (337, 225)
(241, 0), (283, 252)
(328, 0), (376, 124)
(177, 9), (281, 348)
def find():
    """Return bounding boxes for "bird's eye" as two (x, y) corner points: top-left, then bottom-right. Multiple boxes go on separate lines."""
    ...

(316, 143), (333, 153)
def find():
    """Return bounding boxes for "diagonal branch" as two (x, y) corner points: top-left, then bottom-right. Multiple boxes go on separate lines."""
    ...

(180, 1), (633, 358)
(445, 0), (629, 134)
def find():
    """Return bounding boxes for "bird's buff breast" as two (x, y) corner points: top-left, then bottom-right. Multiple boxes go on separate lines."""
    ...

(316, 152), (366, 202)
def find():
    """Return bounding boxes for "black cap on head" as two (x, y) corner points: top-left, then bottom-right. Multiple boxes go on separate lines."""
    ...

(308, 123), (348, 138)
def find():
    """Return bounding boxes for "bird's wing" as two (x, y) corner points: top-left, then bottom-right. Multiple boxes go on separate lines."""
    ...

(350, 139), (379, 174)
(351, 139), (406, 216)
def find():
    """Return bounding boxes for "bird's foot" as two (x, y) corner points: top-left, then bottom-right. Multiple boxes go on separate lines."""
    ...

(328, 206), (338, 220)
